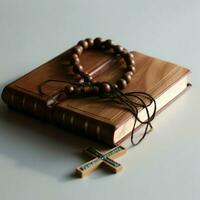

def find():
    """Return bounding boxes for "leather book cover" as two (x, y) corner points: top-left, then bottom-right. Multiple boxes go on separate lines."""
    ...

(1, 47), (190, 145)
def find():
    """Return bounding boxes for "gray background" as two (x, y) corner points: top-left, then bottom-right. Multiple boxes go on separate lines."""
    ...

(0, 0), (199, 199)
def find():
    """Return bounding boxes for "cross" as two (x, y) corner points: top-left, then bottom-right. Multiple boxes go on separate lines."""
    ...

(76, 146), (127, 177)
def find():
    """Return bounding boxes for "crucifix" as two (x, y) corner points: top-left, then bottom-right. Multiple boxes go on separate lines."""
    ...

(76, 146), (127, 177)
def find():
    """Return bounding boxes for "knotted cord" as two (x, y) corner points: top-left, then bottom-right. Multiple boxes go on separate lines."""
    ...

(38, 80), (156, 145)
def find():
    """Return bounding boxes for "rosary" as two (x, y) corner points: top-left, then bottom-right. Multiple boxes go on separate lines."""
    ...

(38, 37), (157, 177)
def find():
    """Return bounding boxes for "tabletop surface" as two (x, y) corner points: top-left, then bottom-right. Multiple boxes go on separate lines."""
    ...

(0, 0), (200, 199)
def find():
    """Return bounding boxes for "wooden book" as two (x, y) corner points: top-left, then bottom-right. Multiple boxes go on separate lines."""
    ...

(1, 48), (190, 146)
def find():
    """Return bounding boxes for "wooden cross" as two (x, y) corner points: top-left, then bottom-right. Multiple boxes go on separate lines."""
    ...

(76, 146), (127, 177)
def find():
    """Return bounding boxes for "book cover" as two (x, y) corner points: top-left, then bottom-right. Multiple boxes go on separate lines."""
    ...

(1, 48), (190, 145)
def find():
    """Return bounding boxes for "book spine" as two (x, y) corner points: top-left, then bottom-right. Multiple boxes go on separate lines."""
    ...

(1, 86), (115, 146)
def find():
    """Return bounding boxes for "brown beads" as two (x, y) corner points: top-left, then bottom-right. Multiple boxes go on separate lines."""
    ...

(127, 59), (135, 65)
(126, 71), (134, 77)
(85, 38), (94, 47)
(74, 87), (82, 95)
(114, 45), (124, 54)
(116, 79), (127, 90)
(94, 37), (103, 48)
(64, 85), (74, 95)
(123, 52), (134, 60)
(78, 40), (88, 49)
(92, 86), (99, 95)
(83, 86), (93, 94)
(101, 83), (111, 93)
(127, 65), (136, 73)
(70, 37), (136, 94)
(73, 64), (83, 74)
(73, 45), (83, 55)
(71, 54), (79, 65)
(93, 82), (112, 96)
(123, 73), (132, 83)
(83, 73), (93, 82)
(104, 39), (113, 49)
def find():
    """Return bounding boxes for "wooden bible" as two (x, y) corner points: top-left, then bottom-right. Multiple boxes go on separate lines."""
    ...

(1, 48), (190, 146)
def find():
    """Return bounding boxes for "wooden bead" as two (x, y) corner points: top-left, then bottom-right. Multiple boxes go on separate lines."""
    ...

(78, 40), (89, 49)
(71, 54), (80, 65)
(104, 39), (113, 49)
(69, 38), (136, 92)
(74, 87), (82, 95)
(126, 71), (133, 77)
(94, 37), (103, 48)
(71, 58), (80, 66)
(102, 83), (111, 93)
(83, 86), (93, 94)
(72, 53), (79, 59)
(127, 65), (136, 73)
(97, 82), (111, 95)
(85, 38), (94, 47)
(83, 74), (93, 82)
(127, 59), (135, 65)
(116, 79), (127, 90)
(123, 52), (133, 61)
(123, 73), (132, 83)
(73, 45), (83, 55)
(64, 85), (74, 95)
(92, 86), (99, 95)
(114, 45), (124, 54)
(127, 52), (134, 59)
(73, 64), (83, 74)
(124, 54), (135, 65)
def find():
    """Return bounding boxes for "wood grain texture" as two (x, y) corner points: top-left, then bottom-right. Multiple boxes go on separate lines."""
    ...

(1, 47), (190, 145)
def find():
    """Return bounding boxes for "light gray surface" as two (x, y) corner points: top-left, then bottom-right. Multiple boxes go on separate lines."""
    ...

(0, 0), (200, 199)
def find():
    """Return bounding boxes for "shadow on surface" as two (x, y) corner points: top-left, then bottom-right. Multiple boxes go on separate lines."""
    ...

(0, 87), (111, 181)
